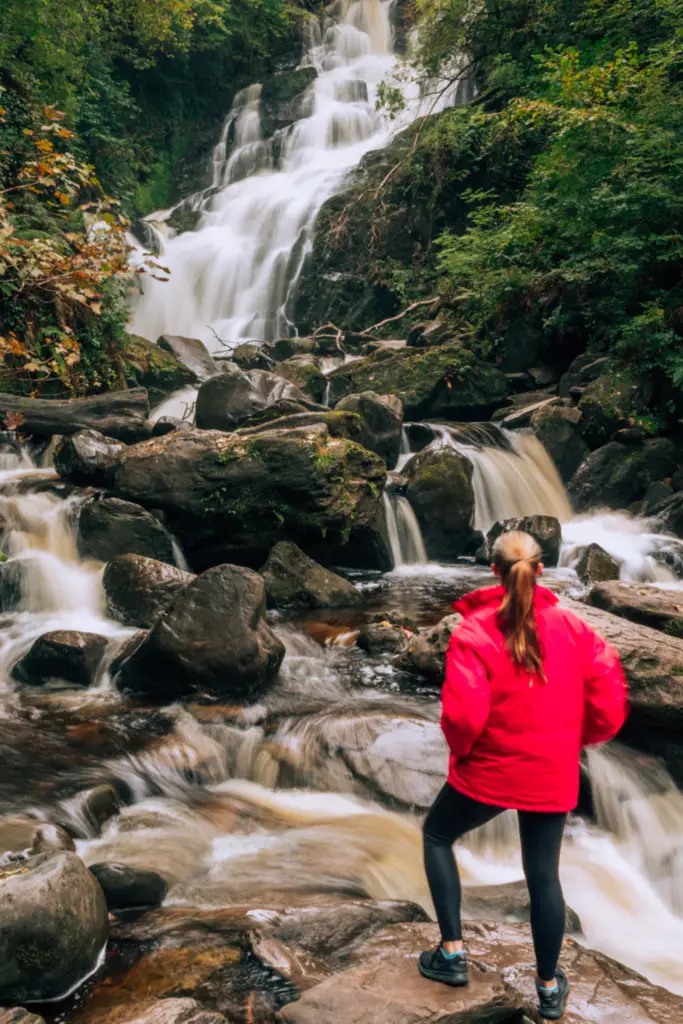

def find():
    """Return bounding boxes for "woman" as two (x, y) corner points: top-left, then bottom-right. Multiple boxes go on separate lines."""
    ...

(419, 531), (627, 1021)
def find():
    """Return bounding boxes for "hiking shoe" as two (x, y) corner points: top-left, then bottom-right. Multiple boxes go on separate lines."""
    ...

(418, 946), (468, 987)
(537, 968), (570, 1020)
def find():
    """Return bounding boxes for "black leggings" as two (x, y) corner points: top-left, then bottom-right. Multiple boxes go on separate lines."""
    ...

(423, 783), (567, 982)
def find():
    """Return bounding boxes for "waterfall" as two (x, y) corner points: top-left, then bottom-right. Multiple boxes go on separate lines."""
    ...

(129, 0), (468, 347)
(425, 423), (572, 534)
(383, 492), (428, 567)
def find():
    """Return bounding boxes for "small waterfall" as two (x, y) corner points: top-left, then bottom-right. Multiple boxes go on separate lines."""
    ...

(424, 423), (572, 534)
(383, 492), (428, 567)
(129, 0), (467, 347)
(561, 512), (683, 584)
(150, 386), (198, 424)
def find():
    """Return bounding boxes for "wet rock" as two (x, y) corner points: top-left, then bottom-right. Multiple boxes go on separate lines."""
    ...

(486, 515), (562, 567)
(112, 426), (385, 568)
(0, 1010), (46, 1024)
(357, 621), (409, 656)
(326, 344), (509, 420)
(157, 335), (217, 380)
(78, 496), (177, 564)
(124, 336), (196, 403)
(104, 554), (195, 628)
(652, 491), (683, 537)
(56, 784), (121, 838)
(262, 338), (316, 362)
(0, 815), (75, 861)
(644, 480), (673, 508)
(92, 999), (228, 1024)
(578, 367), (654, 448)
(195, 364), (311, 432)
(0, 559), (22, 612)
(90, 862), (169, 911)
(558, 353), (610, 398)
(575, 544), (620, 585)
(462, 880), (581, 933)
(230, 342), (276, 371)
(404, 448), (475, 560)
(569, 439), (677, 511)
(54, 429), (125, 488)
(398, 613), (461, 682)
(0, 851), (108, 1003)
(261, 541), (360, 609)
(11, 630), (109, 688)
(261, 66), (317, 137)
(115, 564), (285, 701)
(275, 356), (327, 404)
(335, 391), (403, 467)
(531, 403), (588, 483)
(277, 943), (511, 1022)
(589, 580), (683, 636)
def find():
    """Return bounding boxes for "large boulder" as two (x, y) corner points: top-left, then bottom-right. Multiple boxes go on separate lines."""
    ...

(589, 580), (683, 636)
(157, 335), (217, 380)
(89, 862), (168, 912)
(11, 630), (108, 688)
(577, 367), (654, 448)
(77, 496), (176, 564)
(112, 426), (386, 568)
(531, 403), (588, 483)
(260, 541), (361, 609)
(54, 430), (125, 488)
(398, 613), (462, 682)
(0, 851), (108, 1003)
(569, 439), (677, 511)
(123, 335), (196, 403)
(103, 554), (195, 628)
(195, 365), (312, 432)
(575, 544), (620, 585)
(486, 515), (562, 567)
(326, 345), (509, 420)
(404, 448), (475, 560)
(335, 392), (403, 468)
(275, 356), (327, 404)
(115, 564), (285, 701)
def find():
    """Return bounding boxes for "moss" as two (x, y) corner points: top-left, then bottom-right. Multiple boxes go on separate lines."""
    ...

(123, 334), (195, 401)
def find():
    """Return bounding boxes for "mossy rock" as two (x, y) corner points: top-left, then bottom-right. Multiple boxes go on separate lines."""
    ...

(405, 447), (475, 559)
(578, 368), (656, 448)
(327, 343), (509, 420)
(123, 335), (195, 404)
(276, 356), (327, 403)
(260, 66), (317, 137)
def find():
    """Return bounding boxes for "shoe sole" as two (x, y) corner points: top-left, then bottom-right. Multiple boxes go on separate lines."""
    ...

(418, 962), (469, 987)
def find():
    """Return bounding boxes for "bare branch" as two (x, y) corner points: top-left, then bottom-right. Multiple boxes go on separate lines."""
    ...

(360, 297), (439, 335)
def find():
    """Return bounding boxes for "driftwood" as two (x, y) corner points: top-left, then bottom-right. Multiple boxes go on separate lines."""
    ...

(562, 597), (683, 730)
(0, 389), (150, 443)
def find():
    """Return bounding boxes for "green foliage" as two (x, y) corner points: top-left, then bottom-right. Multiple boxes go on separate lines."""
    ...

(404, 0), (683, 393)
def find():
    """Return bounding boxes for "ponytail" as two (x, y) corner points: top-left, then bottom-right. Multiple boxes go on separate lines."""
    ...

(493, 531), (546, 681)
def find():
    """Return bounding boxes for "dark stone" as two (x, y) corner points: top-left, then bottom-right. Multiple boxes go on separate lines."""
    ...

(0, 851), (108, 1003)
(260, 66), (317, 137)
(275, 356), (327, 404)
(404, 448), (475, 560)
(499, 326), (542, 373)
(670, 465), (683, 491)
(231, 343), (277, 371)
(103, 554), (195, 628)
(262, 338), (316, 362)
(612, 426), (648, 445)
(326, 344), (509, 421)
(0, 389), (150, 444)
(11, 631), (108, 688)
(195, 365), (310, 432)
(54, 430), (125, 488)
(406, 320), (455, 348)
(0, 559), (22, 613)
(486, 515), (562, 567)
(260, 541), (360, 609)
(335, 391), (403, 467)
(578, 369), (654, 449)
(569, 439), (677, 512)
(152, 417), (192, 437)
(77, 496), (176, 564)
(89, 862), (168, 911)
(651, 492), (683, 537)
(575, 544), (620, 585)
(115, 564), (285, 702)
(157, 335), (217, 380)
(644, 481), (673, 508)
(112, 426), (385, 569)
(531, 404), (588, 483)
(558, 354), (611, 399)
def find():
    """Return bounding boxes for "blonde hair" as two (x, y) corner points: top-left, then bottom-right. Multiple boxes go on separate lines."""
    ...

(492, 530), (546, 680)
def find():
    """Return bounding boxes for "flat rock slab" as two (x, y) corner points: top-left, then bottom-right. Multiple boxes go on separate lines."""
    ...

(589, 581), (683, 635)
(91, 998), (228, 1023)
(277, 956), (512, 1023)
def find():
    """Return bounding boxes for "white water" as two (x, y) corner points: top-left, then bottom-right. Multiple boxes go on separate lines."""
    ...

(383, 491), (428, 567)
(129, 0), (469, 348)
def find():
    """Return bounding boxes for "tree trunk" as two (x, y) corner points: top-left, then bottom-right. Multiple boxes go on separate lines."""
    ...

(0, 389), (150, 443)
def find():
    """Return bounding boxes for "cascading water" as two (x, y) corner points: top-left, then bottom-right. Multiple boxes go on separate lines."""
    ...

(129, 0), (468, 348)
(383, 492), (428, 567)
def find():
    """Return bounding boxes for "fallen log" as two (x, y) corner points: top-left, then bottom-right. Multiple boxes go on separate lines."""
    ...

(0, 389), (151, 443)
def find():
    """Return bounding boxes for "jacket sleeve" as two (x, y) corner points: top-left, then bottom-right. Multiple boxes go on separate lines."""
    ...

(579, 620), (628, 746)
(441, 632), (491, 761)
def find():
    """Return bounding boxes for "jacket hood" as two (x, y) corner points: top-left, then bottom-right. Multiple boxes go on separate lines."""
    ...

(453, 584), (559, 617)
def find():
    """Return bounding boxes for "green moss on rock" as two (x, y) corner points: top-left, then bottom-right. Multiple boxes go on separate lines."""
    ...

(123, 335), (195, 404)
